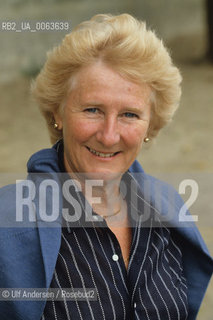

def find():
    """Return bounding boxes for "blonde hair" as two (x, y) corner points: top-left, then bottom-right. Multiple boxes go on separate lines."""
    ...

(32, 13), (182, 143)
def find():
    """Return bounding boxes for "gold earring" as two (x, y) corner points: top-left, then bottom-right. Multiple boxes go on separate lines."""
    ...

(144, 137), (149, 143)
(53, 123), (59, 129)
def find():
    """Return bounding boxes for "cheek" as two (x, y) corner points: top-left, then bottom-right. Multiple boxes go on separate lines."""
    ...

(123, 125), (147, 149)
(63, 118), (97, 143)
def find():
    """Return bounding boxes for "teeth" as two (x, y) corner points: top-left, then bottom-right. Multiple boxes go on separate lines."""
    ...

(88, 147), (117, 158)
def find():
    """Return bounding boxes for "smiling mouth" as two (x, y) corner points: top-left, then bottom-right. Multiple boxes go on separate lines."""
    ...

(86, 147), (120, 158)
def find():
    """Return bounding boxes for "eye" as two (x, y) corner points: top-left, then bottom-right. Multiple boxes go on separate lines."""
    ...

(84, 107), (98, 113)
(123, 112), (138, 118)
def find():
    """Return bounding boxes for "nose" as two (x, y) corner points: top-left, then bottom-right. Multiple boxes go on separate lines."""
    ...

(96, 115), (120, 147)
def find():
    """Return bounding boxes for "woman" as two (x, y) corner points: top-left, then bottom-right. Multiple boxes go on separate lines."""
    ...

(0, 14), (212, 320)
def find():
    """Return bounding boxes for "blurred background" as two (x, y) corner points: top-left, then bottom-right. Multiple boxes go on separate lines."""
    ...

(0, 0), (212, 318)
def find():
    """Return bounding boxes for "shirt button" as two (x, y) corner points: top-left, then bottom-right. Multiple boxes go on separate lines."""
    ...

(134, 302), (137, 309)
(112, 254), (119, 261)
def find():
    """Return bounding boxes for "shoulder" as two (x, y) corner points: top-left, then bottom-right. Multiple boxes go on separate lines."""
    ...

(128, 160), (210, 246)
(0, 144), (58, 227)
(129, 160), (213, 317)
(128, 160), (212, 265)
(27, 146), (59, 173)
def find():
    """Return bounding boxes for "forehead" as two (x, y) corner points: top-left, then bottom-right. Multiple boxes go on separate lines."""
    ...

(67, 62), (151, 106)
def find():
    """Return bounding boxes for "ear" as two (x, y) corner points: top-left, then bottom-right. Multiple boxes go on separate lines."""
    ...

(53, 112), (63, 130)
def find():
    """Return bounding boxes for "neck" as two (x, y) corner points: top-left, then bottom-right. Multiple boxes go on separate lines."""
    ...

(69, 172), (123, 217)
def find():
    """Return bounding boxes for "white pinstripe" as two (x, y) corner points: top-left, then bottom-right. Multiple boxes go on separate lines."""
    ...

(51, 298), (57, 320)
(148, 256), (171, 320)
(167, 249), (183, 271)
(135, 310), (140, 320)
(164, 254), (184, 284)
(54, 270), (71, 320)
(167, 262), (184, 283)
(154, 231), (185, 282)
(169, 238), (188, 284)
(144, 271), (161, 320)
(131, 218), (153, 306)
(93, 227), (126, 319)
(170, 237), (183, 256)
(128, 215), (142, 272)
(180, 288), (188, 299)
(153, 231), (188, 317)
(73, 230), (106, 320)
(83, 228), (117, 320)
(152, 242), (181, 320)
(57, 252), (83, 320)
(161, 259), (188, 317)
(61, 233), (95, 320)
(181, 281), (188, 290)
(139, 287), (151, 320)
(108, 234), (129, 294)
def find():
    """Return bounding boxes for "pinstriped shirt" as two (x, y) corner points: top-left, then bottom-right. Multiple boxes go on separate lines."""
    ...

(41, 170), (188, 320)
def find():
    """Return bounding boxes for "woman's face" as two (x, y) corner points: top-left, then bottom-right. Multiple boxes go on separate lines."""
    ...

(55, 62), (152, 180)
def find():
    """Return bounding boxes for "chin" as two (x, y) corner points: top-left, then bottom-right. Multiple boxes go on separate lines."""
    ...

(83, 170), (123, 182)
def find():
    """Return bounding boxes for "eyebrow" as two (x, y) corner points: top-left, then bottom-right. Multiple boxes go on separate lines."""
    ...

(123, 107), (145, 114)
(82, 102), (104, 107)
